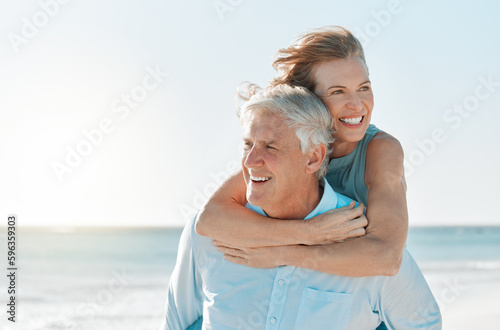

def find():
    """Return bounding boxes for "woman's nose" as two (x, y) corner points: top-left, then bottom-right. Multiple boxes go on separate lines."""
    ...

(346, 93), (363, 111)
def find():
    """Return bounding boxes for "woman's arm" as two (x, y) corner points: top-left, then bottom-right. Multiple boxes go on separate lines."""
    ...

(195, 169), (367, 247)
(287, 133), (407, 276)
(217, 133), (408, 277)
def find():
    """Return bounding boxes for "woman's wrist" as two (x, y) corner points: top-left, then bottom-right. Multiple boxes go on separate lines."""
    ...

(286, 219), (312, 246)
(276, 244), (295, 267)
(277, 244), (309, 268)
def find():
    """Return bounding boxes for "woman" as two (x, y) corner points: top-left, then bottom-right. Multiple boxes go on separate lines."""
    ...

(196, 26), (408, 278)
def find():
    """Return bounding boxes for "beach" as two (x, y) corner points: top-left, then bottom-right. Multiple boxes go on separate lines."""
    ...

(0, 226), (499, 329)
(424, 268), (500, 329)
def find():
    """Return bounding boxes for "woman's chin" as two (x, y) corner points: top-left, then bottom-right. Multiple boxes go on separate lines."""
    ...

(336, 130), (368, 144)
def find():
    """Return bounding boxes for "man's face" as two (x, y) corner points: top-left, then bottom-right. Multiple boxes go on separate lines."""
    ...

(241, 112), (312, 215)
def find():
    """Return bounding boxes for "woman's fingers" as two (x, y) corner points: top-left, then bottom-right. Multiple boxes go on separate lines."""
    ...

(218, 246), (252, 266)
(350, 213), (368, 229)
(223, 254), (247, 265)
(356, 203), (366, 214)
(324, 202), (364, 222)
(213, 240), (236, 248)
(343, 203), (365, 219)
(216, 245), (246, 256)
(305, 202), (368, 244)
(342, 212), (368, 240)
(325, 201), (356, 215)
(345, 226), (367, 239)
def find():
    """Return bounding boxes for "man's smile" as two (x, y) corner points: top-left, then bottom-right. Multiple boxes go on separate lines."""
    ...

(250, 175), (271, 183)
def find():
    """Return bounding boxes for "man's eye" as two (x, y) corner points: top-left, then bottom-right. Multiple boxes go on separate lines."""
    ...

(267, 145), (275, 150)
(244, 142), (253, 149)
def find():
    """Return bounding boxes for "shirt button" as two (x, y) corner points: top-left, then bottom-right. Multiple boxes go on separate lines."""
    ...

(278, 279), (285, 286)
(270, 317), (277, 324)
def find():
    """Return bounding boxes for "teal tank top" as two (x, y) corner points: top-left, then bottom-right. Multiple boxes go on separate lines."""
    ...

(325, 124), (387, 330)
(325, 124), (388, 330)
(325, 124), (381, 205)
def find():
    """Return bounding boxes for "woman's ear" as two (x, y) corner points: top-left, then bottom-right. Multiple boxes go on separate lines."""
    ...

(305, 144), (327, 175)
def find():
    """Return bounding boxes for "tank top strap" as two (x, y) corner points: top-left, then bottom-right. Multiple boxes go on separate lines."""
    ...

(354, 123), (380, 164)
(325, 124), (381, 205)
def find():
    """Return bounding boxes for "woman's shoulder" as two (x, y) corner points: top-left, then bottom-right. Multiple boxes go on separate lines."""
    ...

(367, 129), (404, 162)
(369, 129), (402, 150)
(365, 129), (405, 187)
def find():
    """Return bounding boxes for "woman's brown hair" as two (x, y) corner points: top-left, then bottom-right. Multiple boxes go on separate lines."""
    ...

(271, 26), (367, 93)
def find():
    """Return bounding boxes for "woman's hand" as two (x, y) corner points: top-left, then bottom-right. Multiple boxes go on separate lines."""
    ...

(303, 202), (368, 245)
(214, 240), (287, 268)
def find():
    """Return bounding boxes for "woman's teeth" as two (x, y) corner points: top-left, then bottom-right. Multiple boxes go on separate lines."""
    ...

(339, 116), (363, 125)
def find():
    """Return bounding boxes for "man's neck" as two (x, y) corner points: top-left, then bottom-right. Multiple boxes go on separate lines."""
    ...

(263, 180), (324, 220)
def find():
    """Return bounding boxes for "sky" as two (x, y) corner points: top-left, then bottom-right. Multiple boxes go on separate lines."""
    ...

(0, 0), (499, 227)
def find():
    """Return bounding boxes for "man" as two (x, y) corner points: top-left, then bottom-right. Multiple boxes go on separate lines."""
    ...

(161, 84), (441, 329)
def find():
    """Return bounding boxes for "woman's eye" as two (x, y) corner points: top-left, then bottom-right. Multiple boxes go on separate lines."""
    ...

(359, 86), (371, 91)
(330, 90), (343, 95)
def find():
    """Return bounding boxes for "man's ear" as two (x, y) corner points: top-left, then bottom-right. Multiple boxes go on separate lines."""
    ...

(305, 144), (327, 174)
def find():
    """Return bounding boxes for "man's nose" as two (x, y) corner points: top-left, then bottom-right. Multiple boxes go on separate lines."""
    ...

(244, 146), (264, 168)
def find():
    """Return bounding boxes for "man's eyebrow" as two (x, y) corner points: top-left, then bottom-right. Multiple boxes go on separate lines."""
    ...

(242, 137), (277, 144)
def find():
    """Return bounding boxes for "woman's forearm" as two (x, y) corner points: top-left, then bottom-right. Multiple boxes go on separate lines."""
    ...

(197, 199), (307, 247)
(281, 235), (402, 277)
(196, 170), (369, 249)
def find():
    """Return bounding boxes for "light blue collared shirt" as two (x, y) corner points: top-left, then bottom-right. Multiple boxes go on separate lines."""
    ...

(161, 180), (441, 329)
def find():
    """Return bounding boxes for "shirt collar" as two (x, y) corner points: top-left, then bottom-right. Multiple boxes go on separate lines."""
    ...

(246, 179), (338, 220)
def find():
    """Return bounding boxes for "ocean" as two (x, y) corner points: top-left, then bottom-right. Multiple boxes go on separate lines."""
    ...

(1, 226), (499, 330)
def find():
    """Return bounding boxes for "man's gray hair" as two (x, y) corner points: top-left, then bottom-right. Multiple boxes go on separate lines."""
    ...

(237, 83), (334, 179)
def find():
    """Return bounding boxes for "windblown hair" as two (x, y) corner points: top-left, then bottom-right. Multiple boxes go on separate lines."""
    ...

(237, 83), (334, 179)
(271, 26), (367, 92)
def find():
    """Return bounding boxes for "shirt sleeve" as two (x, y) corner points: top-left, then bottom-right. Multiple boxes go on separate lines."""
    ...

(377, 250), (442, 329)
(160, 216), (204, 330)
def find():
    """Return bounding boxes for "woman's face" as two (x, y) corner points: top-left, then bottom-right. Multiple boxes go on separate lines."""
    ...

(313, 56), (374, 147)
